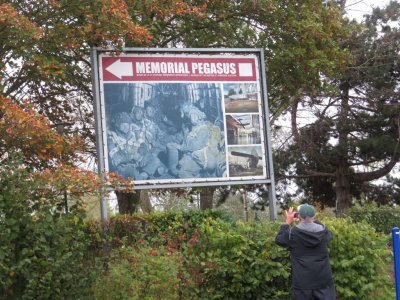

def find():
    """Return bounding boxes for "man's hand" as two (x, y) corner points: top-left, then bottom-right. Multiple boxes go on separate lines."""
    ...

(285, 207), (296, 225)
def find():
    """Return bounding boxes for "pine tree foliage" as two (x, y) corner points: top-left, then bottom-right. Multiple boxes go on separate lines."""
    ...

(276, 1), (400, 213)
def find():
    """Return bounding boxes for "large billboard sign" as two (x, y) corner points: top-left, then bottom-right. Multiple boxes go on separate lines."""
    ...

(91, 48), (276, 191)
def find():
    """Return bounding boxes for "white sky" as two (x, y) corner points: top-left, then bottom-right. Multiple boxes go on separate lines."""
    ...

(345, 0), (392, 20)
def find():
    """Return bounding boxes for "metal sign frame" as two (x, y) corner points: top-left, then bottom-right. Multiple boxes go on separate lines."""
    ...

(91, 48), (277, 220)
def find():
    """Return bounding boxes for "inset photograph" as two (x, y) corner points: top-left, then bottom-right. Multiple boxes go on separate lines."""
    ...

(228, 145), (264, 177)
(226, 114), (261, 145)
(104, 82), (226, 181)
(224, 83), (259, 113)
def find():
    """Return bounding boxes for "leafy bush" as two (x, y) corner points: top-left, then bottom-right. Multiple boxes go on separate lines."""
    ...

(187, 217), (394, 299)
(91, 214), (291, 300)
(91, 211), (394, 300)
(0, 158), (99, 300)
(87, 209), (230, 251)
(325, 218), (394, 299)
(93, 243), (193, 300)
(346, 203), (400, 234)
(188, 219), (291, 300)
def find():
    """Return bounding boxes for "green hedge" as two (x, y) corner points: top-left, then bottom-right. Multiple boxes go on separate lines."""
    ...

(93, 244), (187, 300)
(346, 204), (400, 234)
(0, 158), (99, 300)
(325, 218), (393, 299)
(92, 211), (394, 299)
(187, 219), (291, 299)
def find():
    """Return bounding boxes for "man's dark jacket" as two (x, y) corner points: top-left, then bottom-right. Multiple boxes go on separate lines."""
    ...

(275, 221), (334, 289)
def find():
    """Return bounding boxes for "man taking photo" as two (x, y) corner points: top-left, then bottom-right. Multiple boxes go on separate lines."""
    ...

(275, 204), (336, 300)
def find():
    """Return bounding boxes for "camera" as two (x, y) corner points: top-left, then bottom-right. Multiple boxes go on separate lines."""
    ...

(294, 212), (299, 218)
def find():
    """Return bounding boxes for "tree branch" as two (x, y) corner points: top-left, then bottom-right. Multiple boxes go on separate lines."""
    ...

(353, 159), (398, 182)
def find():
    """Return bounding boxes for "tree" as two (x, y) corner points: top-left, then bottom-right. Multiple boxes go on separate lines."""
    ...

(1, 1), (153, 153)
(127, 0), (349, 212)
(0, 93), (103, 297)
(149, 0), (349, 117)
(0, 95), (100, 207)
(276, 1), (400, 214)
(1, 1), (350, 214)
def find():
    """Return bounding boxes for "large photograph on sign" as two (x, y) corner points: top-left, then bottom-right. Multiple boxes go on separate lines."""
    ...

(98, 52), (270, 187)
(104, 83), (226, 180)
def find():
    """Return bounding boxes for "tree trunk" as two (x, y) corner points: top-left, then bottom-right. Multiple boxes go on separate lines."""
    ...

(199, 187), (215, 209)
(116, 191), (141, 214)
(140, 190), (153, 213)
(335, 81), (351, 216)
(335, 166), (351, 216)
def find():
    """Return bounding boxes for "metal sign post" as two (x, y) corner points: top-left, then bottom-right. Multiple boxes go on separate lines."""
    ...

(91, 48), (108, 221)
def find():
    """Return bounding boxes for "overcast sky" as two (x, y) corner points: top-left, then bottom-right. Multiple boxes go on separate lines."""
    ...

(345, 0), (392, 20)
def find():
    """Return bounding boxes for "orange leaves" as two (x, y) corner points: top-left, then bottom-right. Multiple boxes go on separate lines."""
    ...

(0, 3), (43, 41)
(85, 0), (207, 47)
(33, 164), (100, 198)
(0, 3), (18, 21)
(83, 0), (153, 47)
(142, 0), (207, 19)
(106, 172), (135, 194)
(101, 0), (130, 20)
(1, 95), (135, 199)
(174, 1), (207, 17)
(125, 23), (153, 46)
(0, 96), (80, 164)
(0, 95), (132, 200)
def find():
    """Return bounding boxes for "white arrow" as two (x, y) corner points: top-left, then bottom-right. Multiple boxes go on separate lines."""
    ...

(105, 59), (133, 79)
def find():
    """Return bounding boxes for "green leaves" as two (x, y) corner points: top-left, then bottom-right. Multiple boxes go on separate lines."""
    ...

(325, 218), (394, 299)
(90, 211), (395, 299)
(93, 243), (192, 300)
(0, 156), (99, 299)
(178, 219), (292, 299)
(276, 2), (400, 211)
(2, 206), (392, 298)
(346, 204), (400, 234)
